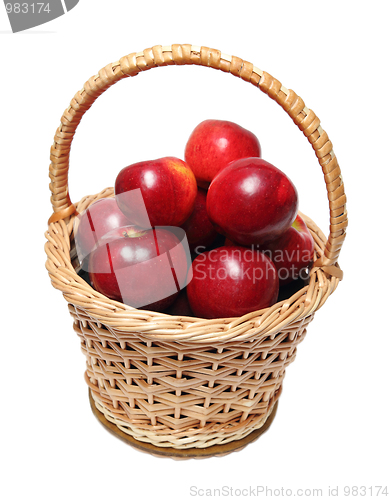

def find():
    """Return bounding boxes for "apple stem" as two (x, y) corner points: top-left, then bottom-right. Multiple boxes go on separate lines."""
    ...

(122, 227), (147, 238)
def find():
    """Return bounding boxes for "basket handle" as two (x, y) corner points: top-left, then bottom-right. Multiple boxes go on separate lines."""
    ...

(48, 44), (346, 278)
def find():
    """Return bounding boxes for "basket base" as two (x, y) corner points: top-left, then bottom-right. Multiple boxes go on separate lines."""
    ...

(88, 389), (278, 460)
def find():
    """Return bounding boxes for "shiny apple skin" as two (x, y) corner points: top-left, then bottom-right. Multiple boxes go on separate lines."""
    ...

(180, 188), (218, 253)
(75, 198), (132, 262)
(207, 158), (298, 247)
(187, 246), (279, 319)
(260, 214), (315, 284)
(225, 215), (314, 284)
(115, 157), (197, 227)
(88, 227), (190, 312)
(184, 120), (261, 188)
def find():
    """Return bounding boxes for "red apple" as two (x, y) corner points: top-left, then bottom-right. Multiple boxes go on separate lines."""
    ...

(75, 197), (132, 263)
(187, 246), (279, 319)
(115, 157), (197, 227)
(184, 119), (261, 188)
(88, 226), (191, 312)
(180, 187), (218, 253)
(260, 214), (315, 284)
(225, 215), (314, 284)
(207, 158), (298, 246)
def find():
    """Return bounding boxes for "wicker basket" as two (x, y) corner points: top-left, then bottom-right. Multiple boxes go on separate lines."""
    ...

(45, 44), (347, 458)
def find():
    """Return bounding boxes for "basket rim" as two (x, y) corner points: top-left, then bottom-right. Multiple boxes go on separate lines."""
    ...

(45, 187), (341, 343)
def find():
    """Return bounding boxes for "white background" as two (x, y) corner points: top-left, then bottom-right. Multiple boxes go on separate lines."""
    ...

(1, 1), (389, 499)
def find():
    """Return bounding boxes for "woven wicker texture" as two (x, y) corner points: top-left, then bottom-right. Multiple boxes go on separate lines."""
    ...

(45, 45), (347, 449)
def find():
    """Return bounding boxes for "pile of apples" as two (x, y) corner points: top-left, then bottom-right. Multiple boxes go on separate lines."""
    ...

(75, 119), (314, 319)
